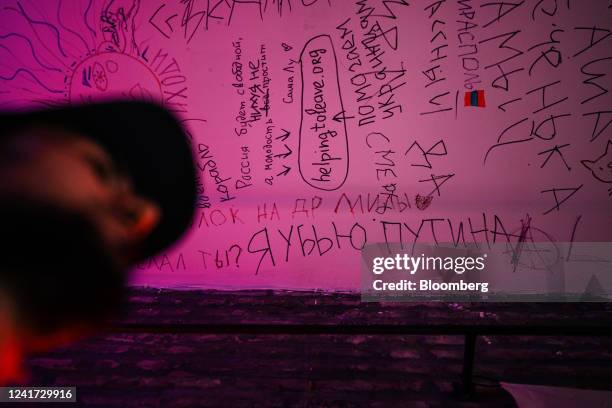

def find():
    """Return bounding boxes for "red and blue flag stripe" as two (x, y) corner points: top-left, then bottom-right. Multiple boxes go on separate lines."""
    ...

(464, 90), (486, 107)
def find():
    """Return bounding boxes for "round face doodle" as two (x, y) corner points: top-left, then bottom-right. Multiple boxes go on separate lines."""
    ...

(69, 53), (162, 104)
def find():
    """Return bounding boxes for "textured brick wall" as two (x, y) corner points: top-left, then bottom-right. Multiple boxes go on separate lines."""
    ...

(24, 289), (612, 407)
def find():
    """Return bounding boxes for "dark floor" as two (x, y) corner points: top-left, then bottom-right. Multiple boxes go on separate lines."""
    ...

(22, 289), (612, 407)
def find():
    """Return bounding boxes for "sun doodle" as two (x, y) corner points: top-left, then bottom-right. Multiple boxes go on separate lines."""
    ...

(0, 0), (187, 112)
(68, 52), (162, 104)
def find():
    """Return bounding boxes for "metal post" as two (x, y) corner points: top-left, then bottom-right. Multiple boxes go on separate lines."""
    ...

(462, 332), (477, 397)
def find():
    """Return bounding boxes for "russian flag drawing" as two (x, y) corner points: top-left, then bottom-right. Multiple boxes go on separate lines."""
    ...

(464, 90), (486, 107)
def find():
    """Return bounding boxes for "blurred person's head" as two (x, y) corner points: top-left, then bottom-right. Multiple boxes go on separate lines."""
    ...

(0, 125), (161, 266)
(0, 102), (196, 384)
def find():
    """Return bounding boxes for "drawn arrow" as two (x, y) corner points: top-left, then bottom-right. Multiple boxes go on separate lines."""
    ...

(332, 110), (355, 123)
(274, 144), (293, 159)
(277, 165), (291, 177)
(276, 128), (291, 142)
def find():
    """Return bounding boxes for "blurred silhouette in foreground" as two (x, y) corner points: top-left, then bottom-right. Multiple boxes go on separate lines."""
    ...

(0, 102), (196, 384)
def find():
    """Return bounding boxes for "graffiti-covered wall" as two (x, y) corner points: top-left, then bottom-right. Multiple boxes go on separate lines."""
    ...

(1, 1), (610, 289)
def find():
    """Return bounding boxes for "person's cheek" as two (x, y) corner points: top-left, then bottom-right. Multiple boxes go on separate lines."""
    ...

(33, 154), (104, 209)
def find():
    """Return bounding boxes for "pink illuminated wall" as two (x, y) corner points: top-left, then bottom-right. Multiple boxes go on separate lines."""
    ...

(0, 1), (610, 290)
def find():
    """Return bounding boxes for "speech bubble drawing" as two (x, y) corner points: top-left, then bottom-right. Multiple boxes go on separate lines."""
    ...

(298, 34), (349, 191)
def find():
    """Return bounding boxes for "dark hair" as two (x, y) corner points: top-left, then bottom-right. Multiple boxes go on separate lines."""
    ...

(0, 201), (126, 335)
